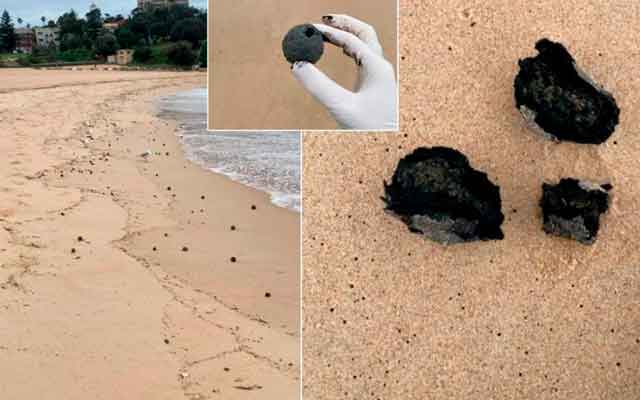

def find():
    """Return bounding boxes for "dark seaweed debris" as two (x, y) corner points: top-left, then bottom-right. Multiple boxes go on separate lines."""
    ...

(540, 178), (611, 244)
(514, 39), (620, 144)
(282, 24), (324, 64)
(383, 147), (504, 244)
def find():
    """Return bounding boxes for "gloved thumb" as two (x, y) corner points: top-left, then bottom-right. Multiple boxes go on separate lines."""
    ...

(292, 61), (354, 112)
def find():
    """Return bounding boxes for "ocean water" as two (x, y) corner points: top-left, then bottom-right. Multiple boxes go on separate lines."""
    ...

(157, 88), (301, 212)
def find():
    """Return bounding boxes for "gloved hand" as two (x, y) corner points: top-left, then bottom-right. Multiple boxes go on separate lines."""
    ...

(292, 14), (398, 130)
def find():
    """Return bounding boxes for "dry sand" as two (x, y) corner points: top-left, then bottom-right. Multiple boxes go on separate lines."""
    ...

(303, 1), (640, 399)
(0, 68), (299, 399)
(209, 0), (397, 130)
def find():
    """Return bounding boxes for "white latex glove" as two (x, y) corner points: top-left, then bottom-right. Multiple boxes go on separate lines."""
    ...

(292, 14), (398, 131)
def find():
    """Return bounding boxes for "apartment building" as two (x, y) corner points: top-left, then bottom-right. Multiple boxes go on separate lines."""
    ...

(15, 28), (36, 54)
(34, 26), (60, 48)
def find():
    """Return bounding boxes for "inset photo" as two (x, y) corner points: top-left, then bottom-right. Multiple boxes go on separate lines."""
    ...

(209, 0), (398, 131)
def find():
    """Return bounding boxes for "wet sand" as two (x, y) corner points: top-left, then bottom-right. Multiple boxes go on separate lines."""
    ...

(209, 0), (397, 130)
(0, 68), (299, 399)
(303, 1), (640, 399)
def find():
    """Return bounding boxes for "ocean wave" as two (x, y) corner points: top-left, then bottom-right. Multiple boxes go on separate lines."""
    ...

(156, 89), (301, 213)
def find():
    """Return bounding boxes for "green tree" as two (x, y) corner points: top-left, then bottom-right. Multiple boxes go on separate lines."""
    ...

(167, 5), (195, 24)
(170, 18), (205, 47)
(149, 21), (168, 39)
(198, 40), (207, 68)
(58, 10), (84, 37)
(60, 32), (85, 51)
(17, 18), (23, 26)
(129, 12), (150, 44)
(47, 20), (56, 28)
(0, 10), (16, 53)
(133, 45), (152, 63)
(167, 41), (195, 67)
(126, 6), (207, 47)
(115, 27), (139, 49)
(95, 32), (118, 57)
(85, 7), (103, 41)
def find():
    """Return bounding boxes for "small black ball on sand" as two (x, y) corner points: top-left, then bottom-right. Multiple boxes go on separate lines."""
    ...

(230, 256), (237, 263)
(514, 39), (620, 144)
(182, 246), (189, 252)
(251, 205), (257, 210)
(282, 24), (324, 64)
(230, 225), (236, 231)
(265, 292), (272, 298)
(384, 147), (504, 244)
(540, 178), (611, 245)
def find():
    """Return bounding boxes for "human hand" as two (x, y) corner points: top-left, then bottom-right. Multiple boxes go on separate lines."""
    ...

(292, 14), (398, 130)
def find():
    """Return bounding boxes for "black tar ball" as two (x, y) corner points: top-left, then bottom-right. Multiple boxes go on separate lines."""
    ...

(282, 24), (324, 64)
(540, 178), (610, 245)
(515, 39), (620, 144)
(383, 147), (504, 244)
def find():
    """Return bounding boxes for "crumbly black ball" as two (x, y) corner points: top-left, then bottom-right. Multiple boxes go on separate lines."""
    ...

(384, 147), (504, 244)
(540, 178), (611, 244)
(282, 24), (324, 64)
(514, 39), (620, 144)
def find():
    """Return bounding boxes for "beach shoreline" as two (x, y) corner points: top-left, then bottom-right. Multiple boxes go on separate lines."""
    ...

(0, 68), (300, 399)
(157, 90), (302, 213)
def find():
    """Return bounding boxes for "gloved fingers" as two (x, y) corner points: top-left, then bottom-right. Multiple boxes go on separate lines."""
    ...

(315, 20), (395, 92)
(292, 61), (354, 109)
(313, 24), (374, 66)
(321, 14), (383, 56)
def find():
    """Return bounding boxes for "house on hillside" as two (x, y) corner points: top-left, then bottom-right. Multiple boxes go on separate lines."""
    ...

(103, 20), (126, 32)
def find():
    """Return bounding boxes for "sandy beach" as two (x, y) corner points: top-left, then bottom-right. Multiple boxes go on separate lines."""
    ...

(209, 0), (397, 130)
(0, 68), (299, 399)
(303, 1), (640, 399)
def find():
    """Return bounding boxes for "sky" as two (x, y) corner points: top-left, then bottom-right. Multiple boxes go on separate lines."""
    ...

(0, 0), (207, 26)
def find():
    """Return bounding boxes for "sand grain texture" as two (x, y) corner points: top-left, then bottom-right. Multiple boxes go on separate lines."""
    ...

(303, 1), (640, 399)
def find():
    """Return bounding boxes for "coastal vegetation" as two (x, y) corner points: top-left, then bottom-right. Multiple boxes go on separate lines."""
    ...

(0, 4), (206, 68)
